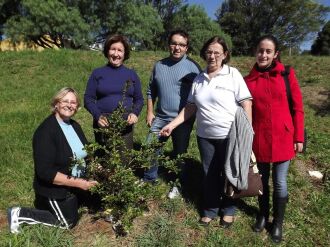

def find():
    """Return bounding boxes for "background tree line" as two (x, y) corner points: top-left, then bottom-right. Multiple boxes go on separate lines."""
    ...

(0, 0), (329, 55)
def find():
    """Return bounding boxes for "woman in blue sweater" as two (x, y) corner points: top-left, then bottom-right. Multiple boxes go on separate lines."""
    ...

(84, 34), (144, 149)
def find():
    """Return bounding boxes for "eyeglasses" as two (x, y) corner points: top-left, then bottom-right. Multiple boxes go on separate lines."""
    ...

(60, 100), (78, 106)
(205, 50), (224, 57)
(169, 42), (187, 48)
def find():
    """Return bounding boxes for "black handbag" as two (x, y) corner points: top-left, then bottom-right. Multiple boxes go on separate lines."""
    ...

(225, 164), (263, 199)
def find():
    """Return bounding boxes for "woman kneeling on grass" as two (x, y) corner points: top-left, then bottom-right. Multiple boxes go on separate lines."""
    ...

(7, 87), (98, 234)
(244, 35), (304, 243)
(160, 36), (252, 228)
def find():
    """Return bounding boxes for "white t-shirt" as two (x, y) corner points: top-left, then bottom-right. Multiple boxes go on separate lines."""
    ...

(187, 64), (252, 139)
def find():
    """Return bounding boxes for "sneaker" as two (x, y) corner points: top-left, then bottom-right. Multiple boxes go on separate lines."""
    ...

(141, 178), (159, 186)
(104, 214), (115, 223)
(7, 207), (20, 234)
(168, 186), (181, 199)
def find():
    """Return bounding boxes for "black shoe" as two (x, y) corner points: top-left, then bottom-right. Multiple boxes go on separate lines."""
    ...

(198, 217), (213, 226)
(253, 215), (266, 232)
(271, 222), (282, 243)
(270, 196), (288, 244)
(220, 217), (234, 229)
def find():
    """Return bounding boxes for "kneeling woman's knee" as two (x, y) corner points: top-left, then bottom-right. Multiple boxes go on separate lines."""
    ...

(62, 194), (79, 229)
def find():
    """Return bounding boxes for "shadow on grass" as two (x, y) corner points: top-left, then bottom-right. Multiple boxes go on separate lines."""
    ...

(307, 90), (330, 117)
(133, 141), (260, 219)
(236, 199), (259, 217)
(133, 141), (204, 211)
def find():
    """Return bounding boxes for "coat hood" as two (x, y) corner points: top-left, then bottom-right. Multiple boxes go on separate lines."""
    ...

(244, 61), (285, 82)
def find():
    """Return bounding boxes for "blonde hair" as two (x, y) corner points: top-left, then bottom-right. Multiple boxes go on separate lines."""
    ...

(51, 87), (80, 113)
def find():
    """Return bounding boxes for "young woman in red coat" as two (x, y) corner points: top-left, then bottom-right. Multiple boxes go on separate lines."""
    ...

(244, 35), (304, 244)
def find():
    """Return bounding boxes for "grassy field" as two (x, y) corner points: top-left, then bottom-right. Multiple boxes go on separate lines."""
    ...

(0, 49), (329, 246)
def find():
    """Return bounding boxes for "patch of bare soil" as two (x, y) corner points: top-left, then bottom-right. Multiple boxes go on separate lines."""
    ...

(0, 210), (8, 231)
(295, 159), (324, 188)
(175, 209), (203, 247)
(294, 159), (312, 176)
(72, 213), (116, 245)
(302, 85), (329, 116)
(72, 199), (162, 246)
(302, 85), (328, 103)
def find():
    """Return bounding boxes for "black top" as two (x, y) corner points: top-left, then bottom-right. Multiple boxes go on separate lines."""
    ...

(32, 114), (88, 199)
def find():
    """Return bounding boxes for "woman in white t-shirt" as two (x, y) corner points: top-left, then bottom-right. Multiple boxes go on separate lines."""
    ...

(160, 36), (252, 228)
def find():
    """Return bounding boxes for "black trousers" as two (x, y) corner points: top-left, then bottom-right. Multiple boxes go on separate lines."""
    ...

(94, 125), (133, 148)
(94, 125), (134, 159)
(18, 193), (78, 229)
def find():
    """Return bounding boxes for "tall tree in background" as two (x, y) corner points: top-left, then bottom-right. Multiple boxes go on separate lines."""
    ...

(143, 0), (185, 48)
(117, 2), (164, 50)
(1, 0), (228, 51)
(216, 0), (330, 55)
(2, 0), (164, 49)
(145, 0), (184, 23)
(64, 0), (101, 37)
(77, 0), (164, 49)
(171, 4), (231, 54)
(63, 0), (122, 39)
(4, 0), (90, 48)
(311, 21), (330, 55)
(0, 0), (20, 39)
(88, 0), (122, 38)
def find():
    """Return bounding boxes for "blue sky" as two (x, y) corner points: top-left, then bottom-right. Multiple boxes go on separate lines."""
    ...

(186, 0), (220, 19)
(187, 0), (330, 50)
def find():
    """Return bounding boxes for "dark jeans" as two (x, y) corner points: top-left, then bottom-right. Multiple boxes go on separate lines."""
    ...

(257, 160), (290, 199)
(143, 116), (194, 183)
(197, 136), (236, 218)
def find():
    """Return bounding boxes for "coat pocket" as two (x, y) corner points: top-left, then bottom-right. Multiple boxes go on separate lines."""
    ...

(284, 122), (294, 134)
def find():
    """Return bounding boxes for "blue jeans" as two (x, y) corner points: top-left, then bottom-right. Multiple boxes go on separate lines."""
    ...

(257, 160), (290, 198)
(143, 117), (194, 182)
(197, 136), (236, 219)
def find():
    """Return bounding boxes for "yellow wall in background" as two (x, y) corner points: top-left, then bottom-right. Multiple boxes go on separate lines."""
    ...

(0, 36), (60, 51)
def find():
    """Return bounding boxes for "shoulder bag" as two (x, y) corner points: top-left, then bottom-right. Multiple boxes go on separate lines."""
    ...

(225, 163), (263, 199)
(281, 65), (307, 153)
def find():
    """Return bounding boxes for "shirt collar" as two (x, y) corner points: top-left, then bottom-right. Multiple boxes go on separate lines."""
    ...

(202, 64), (230, 79)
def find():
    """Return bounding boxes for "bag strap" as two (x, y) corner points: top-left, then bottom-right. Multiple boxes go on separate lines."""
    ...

(281, 65), (294, 116)
(282, 65), (306, 153)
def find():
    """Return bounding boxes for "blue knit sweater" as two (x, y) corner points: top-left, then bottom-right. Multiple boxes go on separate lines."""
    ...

(147, 54), (201, 120)
(84, 64), (144, 123)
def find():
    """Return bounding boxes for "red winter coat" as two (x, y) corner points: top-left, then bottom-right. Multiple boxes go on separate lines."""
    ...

(244, 62), (304, 163)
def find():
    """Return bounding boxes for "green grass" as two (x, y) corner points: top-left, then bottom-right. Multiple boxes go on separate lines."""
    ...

(0, 50), (329, 246)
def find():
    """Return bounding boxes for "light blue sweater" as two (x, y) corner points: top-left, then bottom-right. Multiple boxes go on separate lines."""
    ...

(58, 120), (87, 177)
(147, 54), (201, 121)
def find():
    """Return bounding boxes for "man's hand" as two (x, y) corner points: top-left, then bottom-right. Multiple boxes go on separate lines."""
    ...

(146, 112), (155, 127)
